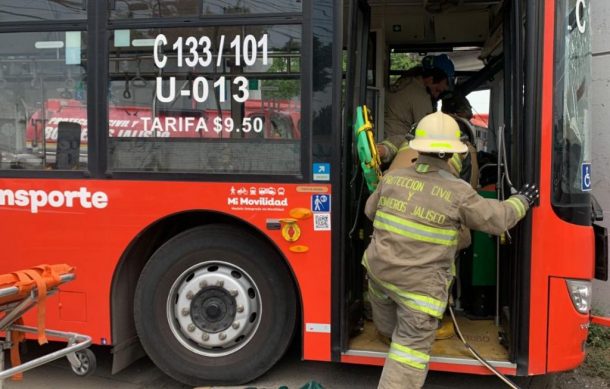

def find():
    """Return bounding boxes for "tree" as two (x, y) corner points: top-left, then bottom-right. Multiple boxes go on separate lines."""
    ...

(389, 52), (420, 84)
(390, 52), (420, 71)
(262, 54), (300, 100)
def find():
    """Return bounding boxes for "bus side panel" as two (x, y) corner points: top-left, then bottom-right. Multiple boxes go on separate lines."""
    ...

(0, 180), (332, 363)
(547, 277), (588, 372)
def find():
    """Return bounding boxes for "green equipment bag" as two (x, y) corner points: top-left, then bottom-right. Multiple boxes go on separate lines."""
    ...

(354, 105), (382, 192)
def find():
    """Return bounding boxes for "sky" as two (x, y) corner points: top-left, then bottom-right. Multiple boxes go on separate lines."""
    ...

(467, 89), (490, 115)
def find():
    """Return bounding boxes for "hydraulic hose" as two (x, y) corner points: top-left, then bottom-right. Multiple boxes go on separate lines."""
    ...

(348, 176), (366, 239)
(448, 305), (521, 389)
(498, 124), (517, 194)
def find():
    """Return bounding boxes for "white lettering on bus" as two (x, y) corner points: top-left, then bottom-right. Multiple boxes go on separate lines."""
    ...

(0, 188), (108, 214)
(156, 76), (176, 103)
(154, 34), (168, 68)
(141, 116), (209, 132)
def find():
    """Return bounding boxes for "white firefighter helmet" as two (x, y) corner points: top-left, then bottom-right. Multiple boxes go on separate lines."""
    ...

(408, 111), (468, 154)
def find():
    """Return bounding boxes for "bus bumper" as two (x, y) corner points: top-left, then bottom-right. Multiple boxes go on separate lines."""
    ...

(591, 315), (610, 328)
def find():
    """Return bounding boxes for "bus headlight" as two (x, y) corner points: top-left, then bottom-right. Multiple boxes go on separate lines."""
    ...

(566, 279), (592, 314)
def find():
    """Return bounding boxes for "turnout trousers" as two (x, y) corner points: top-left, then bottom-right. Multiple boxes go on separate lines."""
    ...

(368, 278), (439, 389)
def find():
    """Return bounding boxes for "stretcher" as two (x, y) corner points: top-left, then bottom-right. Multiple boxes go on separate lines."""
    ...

(354, 105), (382, 193)
(0, 265), (95, 388)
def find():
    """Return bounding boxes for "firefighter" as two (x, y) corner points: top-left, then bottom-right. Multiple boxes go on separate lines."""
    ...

(378, 54), (455, 164)
(363, 111), (539, 389)
(384, 92), (477, 341)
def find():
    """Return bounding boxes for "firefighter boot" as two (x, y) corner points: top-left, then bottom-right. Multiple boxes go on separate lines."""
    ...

(376, 330), (391, 346)
(435, 317), (455, 340)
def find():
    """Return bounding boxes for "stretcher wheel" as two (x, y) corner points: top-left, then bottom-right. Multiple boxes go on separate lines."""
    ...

(70, 348), (96, 377)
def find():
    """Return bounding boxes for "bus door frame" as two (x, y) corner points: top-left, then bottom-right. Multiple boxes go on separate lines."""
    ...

(336, 0), (371, 358)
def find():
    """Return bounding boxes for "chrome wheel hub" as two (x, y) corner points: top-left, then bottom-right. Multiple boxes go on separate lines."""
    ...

(167, 261), (261, 357)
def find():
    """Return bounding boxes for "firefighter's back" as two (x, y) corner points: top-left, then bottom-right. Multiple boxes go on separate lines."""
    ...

(364, 154), (471, 301)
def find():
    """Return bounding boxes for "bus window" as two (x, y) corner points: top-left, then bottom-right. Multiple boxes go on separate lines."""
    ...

(111, 0), (198, 18)
(110, 0), (301, 19)
(388, 51), (420, 86)
(0, 0), (86, 22)
(0, 30), (87, 170)
(269, 112), (295, 139)
(107, 25), (301, 174)
(552, 0), (592, 224)
(467, 89), (490, 151)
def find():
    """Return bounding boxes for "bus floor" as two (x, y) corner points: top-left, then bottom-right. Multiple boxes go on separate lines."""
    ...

(349, 312), (509, 362)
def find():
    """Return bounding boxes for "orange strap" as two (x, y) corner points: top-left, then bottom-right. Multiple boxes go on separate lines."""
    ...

(3, 264), (72, 380)
(9, 317), (25, 381)
(21, 269), (49, 345)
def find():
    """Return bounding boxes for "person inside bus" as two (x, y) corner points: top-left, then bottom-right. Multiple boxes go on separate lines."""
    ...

(377, 54), (455, 164)
(440, 91), (479, 188)
(362, 111), (538, 389)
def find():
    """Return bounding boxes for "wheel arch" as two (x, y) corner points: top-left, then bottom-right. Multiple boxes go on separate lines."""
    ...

(109, 210), (302, 374)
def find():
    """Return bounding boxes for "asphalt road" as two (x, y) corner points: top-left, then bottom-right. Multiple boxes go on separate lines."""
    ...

(4, 341), (523, 389)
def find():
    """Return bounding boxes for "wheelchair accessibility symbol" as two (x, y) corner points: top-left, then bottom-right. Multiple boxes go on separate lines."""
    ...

(581, 163), (592, 191)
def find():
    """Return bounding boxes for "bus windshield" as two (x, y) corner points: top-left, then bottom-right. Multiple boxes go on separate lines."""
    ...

(552, 0), (592, 221)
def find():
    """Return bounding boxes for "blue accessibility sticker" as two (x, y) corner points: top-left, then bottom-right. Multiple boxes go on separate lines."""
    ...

(311, 194), (331, 213)
(581, 163), (592, 191)
(313, 163), (330, 181)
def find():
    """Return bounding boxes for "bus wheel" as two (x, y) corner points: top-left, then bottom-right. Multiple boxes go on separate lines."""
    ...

(515, 374), (557, 389)
(526, 374), (557, 389)
(134, 224), (296, 386)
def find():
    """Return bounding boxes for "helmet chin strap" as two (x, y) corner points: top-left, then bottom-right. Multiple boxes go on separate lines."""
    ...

(438, 151), (446, 159)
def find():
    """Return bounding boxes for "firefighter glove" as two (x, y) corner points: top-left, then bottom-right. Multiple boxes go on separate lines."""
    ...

(518, 183), (539, 206)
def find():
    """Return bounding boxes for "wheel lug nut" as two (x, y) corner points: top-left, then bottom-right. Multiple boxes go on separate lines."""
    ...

(232, 322), (240, 329)
(230, 289), (238, 297)
(237, 305), (244, 313)
(199, 280), (208, 288)
(202, 333), (210, 341)
(187, 324), (196, 332)
(216, 280), (224, 287)
(219, 333), (227, 340)
(186, 291), (194, 300)
(181, 308), (190, 316)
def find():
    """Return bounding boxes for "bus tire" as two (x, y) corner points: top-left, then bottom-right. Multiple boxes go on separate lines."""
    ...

(526, 374), (557, 389)
(515, 374), (557, 389)
(134, 224), (296, 386)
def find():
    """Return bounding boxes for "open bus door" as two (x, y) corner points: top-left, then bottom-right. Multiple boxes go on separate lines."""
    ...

(339, 0), (536, 378)
(339, 0), (610, 383)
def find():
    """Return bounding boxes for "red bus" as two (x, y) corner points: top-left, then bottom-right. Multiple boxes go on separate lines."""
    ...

(0, 0), (608, 387)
